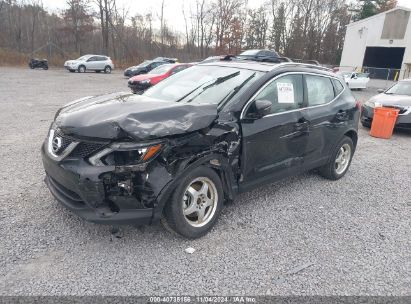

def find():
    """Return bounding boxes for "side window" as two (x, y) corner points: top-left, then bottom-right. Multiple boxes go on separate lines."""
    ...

(98, 56), (107, 61)
(332, 79), (344, 95)
(87, 56), (97, 62)
(305, 75), (335, 106)
(251, 74), (304, 115)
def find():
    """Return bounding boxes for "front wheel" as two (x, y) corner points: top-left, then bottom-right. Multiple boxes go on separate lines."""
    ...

(162, 166), (224, 238)
(319, 136), (354, 180)
(78, 65), (86, 73)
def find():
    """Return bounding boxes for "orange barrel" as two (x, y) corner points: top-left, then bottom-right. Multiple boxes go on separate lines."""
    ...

(370, 107), (400, 139)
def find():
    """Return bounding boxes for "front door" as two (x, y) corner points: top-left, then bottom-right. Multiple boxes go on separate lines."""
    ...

(240, 73), (309, 190)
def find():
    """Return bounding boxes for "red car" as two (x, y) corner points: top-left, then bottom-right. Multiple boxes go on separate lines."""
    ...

(128, 63), (192, 94)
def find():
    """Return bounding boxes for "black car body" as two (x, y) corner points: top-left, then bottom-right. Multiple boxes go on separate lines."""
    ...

(361, 79), (411, 130)
(29, 58), (48, 70)
(42, 62), (359, 238)
(124, 58), (177, 78)
(237, 49), (281, 63)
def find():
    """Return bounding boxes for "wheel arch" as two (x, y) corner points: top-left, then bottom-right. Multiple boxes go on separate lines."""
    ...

(152, 152), (236, 223)
(344, 129), (358, 149)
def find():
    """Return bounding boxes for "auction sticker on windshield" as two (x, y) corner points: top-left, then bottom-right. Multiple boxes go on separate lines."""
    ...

(277, 82), (294, 103)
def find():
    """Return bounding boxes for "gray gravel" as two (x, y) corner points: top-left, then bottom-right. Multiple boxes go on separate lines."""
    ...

(0, 67), (410, 296)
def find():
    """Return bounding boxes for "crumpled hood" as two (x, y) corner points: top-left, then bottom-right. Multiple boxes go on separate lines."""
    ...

(369, 93), (411, 107)
(54, 92), (218, 140)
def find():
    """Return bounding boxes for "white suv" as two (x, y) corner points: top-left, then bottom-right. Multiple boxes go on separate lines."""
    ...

(64, 55), (114, 73)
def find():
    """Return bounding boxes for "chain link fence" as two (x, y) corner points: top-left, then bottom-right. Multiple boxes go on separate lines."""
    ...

(337, 66), (409, 81)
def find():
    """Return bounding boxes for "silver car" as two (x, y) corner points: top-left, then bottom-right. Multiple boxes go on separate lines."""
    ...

(64, 55), (114, 73)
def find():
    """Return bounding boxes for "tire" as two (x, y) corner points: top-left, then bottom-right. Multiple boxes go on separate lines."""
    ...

(361, 121), (371, 128)
(29, 65), (35, 69)
(43, 66), (48, 70)
(162, 166), (224, 239)
(104, 66), (112, 74)
(78, 65), (86, 73)
(318, 136), (354, 180)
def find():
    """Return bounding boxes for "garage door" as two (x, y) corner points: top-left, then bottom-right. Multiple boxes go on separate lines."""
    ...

(362, 47), (405, 80)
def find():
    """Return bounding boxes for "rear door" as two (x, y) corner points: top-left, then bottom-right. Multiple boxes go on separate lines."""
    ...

(302, 74), (345, 169)
(97, 56), (107, 70)
(240, 73), (309, 190)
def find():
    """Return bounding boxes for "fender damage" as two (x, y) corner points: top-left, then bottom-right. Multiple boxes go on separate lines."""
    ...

(42, 93), (241, 225)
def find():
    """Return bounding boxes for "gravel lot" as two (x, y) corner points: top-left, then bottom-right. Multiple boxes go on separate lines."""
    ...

(0, 67), (410, 296)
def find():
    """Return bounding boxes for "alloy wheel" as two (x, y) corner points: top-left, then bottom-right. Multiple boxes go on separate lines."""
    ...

(335, 143), (351, 175)
(182, 177), (218, 228)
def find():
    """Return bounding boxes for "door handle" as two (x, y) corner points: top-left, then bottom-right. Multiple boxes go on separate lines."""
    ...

(294, 121), (309, 131)
(336, 111), (348, 121)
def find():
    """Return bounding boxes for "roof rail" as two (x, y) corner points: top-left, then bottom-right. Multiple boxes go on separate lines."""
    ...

(275, 62), (333, 72)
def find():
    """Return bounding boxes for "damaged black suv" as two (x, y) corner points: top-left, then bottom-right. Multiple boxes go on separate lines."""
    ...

(42, 61), (360, 238)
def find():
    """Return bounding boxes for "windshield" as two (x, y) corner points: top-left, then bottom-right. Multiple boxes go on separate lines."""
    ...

(149, 64), (173, 74)
(240, 50), (259, 56)
(137, 60), (151, 68)
(144, 65), (264, 105)
(385, 82), (411, 96)
(76, 56), (89, 61)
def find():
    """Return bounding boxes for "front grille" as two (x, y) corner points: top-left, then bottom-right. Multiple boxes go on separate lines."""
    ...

(70, 142), (107, 158)
(52, 129), (108, 159)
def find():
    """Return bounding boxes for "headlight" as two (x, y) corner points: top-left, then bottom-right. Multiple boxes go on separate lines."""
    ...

(364, 101), (375, 108)
(89, 142), (162, 166)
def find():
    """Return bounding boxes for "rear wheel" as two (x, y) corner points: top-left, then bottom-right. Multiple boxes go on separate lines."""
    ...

(104, 66), (112, 74)
(78, 65), (86, 73)
(162, 166), (224, 238)
(319, 136), (354, 180)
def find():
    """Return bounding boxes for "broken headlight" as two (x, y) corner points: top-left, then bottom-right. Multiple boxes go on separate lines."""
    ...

(89, 142), (162, 166)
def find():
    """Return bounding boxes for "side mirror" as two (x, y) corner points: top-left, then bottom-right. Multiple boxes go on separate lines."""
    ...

(377, 89), (385, 93)
(249, 99), (272, 119)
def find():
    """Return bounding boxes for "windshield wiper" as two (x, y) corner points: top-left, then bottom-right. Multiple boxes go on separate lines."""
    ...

(177, 71), (240, 103)
(218, 72), (256, 107)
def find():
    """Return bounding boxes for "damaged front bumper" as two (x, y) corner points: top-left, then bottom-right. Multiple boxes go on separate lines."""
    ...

(41, 143), (161, 225)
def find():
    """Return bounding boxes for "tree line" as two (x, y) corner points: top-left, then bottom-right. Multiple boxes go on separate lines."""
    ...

(0, 0), (397, 67)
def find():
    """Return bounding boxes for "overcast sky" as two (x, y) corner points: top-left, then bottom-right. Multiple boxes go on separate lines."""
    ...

(41, 0), (411, 33)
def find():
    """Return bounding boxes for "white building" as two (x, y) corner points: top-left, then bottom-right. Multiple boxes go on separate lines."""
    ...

(340, 6), (411, 80)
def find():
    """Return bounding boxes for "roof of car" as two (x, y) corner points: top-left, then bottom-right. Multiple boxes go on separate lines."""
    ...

(198, 60), (334, 74)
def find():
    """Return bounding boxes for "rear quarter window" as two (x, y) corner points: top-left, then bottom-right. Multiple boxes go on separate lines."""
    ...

(332, 79), (344, 95)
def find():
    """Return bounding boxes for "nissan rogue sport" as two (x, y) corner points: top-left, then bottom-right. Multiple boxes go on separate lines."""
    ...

(42, 61), (360, 238)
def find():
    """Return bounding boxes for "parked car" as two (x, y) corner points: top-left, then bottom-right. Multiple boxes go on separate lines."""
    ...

(64, 55), (114, 73)
(128, 63), (192, 94)
(41, 61), (360, 238)
(361, 79), (411, 130)
(237, 49), (281, 63)
(201, 55), (238, 63)
(29, 58), (48, 70)
(124, 58), (178, 78)
(338, 71), (370, 90)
